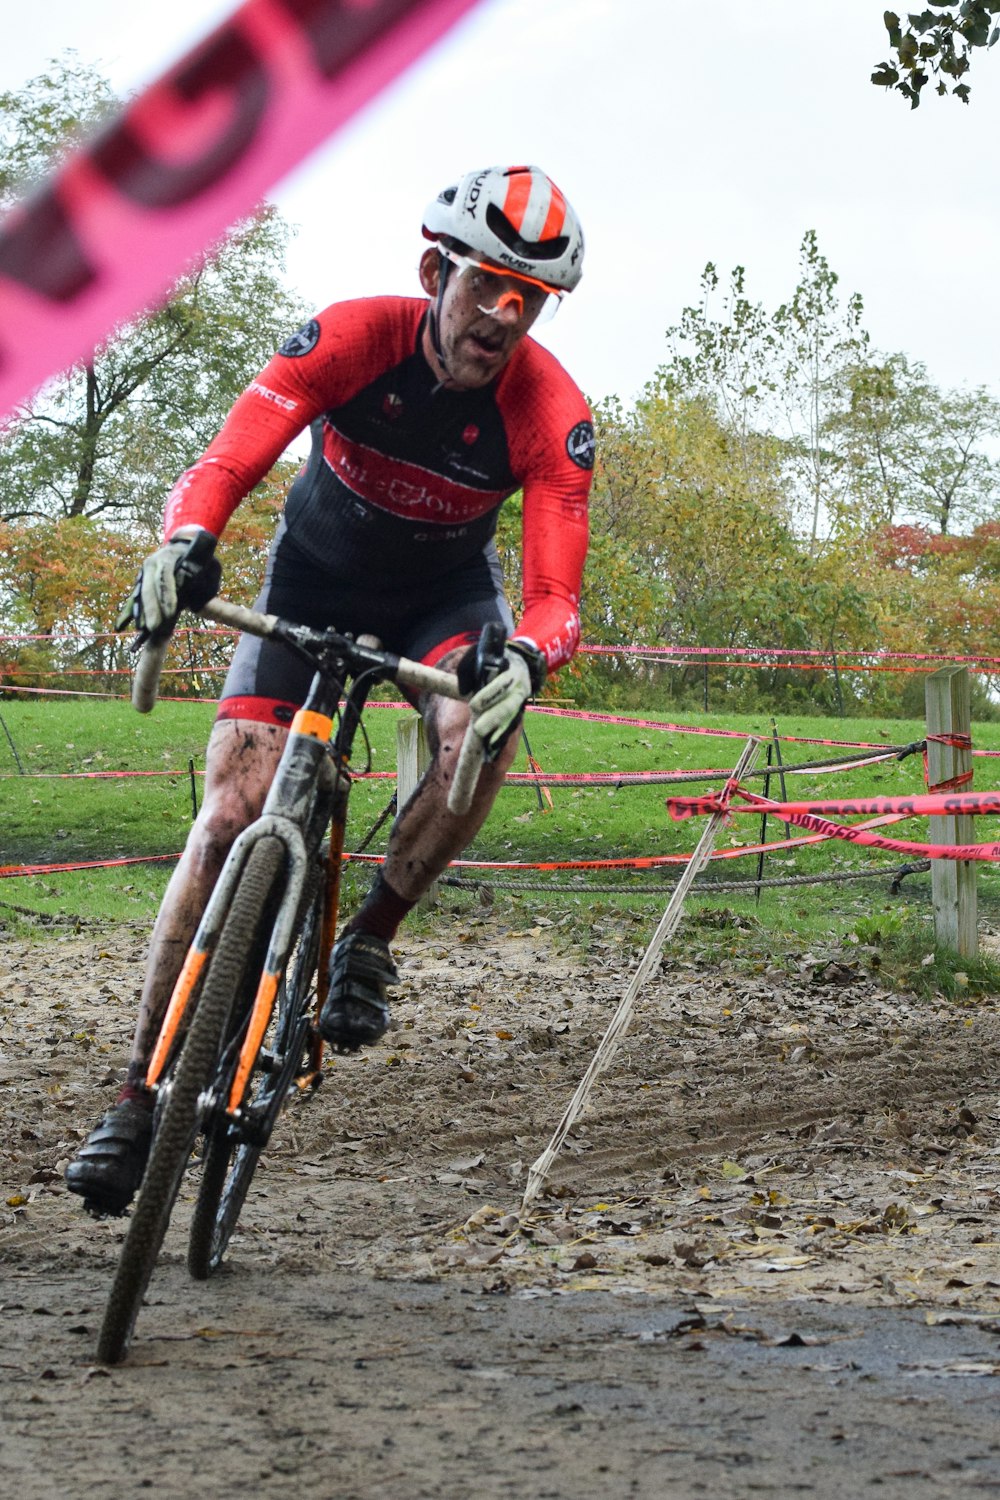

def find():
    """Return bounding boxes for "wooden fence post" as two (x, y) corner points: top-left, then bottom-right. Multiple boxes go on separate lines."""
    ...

(925, 665), (977, 959)
(396, 715), (437, 907)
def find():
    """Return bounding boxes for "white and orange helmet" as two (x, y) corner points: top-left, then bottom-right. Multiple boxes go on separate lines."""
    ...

(422, 165), (584, 294)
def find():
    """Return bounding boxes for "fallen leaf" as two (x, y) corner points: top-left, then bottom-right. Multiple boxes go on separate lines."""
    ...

(447, 1153), (485, 1172)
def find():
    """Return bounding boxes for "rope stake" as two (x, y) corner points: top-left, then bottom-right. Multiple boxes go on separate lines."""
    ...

(520, 735), (761, 1214)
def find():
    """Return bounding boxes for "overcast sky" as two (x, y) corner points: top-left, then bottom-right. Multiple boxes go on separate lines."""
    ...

(4, 0), (1000, 408)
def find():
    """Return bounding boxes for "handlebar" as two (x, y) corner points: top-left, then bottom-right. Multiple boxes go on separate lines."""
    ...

(131, 635), (172, 714)
(127, 597), (485, 814)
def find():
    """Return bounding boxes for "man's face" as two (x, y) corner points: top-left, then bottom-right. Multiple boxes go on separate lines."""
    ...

(419, 248), (550, 389)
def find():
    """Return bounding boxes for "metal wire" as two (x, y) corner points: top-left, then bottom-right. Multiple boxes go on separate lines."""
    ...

(351, 793), (397, 854)
(439, 862), (932, 897)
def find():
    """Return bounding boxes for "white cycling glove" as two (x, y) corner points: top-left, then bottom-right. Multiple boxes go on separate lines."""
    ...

(467, 639), (547, 761)
(117, 529), (221, 645)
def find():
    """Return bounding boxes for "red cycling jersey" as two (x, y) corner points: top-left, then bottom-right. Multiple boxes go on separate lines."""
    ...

(164, 296), (592, 671)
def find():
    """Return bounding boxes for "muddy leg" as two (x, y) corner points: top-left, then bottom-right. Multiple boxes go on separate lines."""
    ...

(126, 717), (287, 1072)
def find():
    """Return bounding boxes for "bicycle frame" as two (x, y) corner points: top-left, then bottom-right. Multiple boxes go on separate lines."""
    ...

(146, 641), (368, 1125)
(140, 599), (481, 1133)
(97, 598), (488, 1362)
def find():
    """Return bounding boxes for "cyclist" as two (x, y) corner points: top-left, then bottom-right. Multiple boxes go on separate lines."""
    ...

(66, 164), (593, 1216)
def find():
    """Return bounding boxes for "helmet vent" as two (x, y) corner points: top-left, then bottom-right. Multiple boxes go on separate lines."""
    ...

(485, 201), (569, 262)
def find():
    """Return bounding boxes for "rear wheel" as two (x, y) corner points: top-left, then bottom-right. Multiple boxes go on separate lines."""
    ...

(96, 836), (286, 1364)
(187, 865), (324, 1279)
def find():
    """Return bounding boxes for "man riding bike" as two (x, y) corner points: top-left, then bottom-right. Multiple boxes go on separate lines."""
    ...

(66, 163), (594, 1217)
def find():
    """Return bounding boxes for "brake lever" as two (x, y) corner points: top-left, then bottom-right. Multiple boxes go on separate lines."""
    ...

(473, 620), (508, 688)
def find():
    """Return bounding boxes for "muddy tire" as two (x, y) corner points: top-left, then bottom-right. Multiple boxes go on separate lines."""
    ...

(96, 836), (285, 1364)
(187, 864), (323, 1279)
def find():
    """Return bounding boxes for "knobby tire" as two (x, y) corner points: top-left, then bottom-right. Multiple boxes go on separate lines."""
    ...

(96, 836), (286, 1364)
(186, 862), (323, 1279)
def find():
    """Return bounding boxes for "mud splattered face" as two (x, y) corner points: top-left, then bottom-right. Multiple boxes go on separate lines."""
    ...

(419, 248), (548, 390)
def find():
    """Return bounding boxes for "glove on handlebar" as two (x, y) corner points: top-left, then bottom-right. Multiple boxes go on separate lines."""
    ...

(464, 637), (547, 762)
(116, 530), (221, 645)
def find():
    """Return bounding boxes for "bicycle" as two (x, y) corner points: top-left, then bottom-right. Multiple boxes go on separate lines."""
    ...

(96, 595), (491, 1365)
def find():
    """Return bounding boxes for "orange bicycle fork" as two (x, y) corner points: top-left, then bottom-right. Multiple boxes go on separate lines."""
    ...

(146, 704), (347, 1106)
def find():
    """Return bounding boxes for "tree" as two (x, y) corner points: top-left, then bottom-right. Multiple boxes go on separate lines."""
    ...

(500, 376), (880, 713)
(873, 3), (1000, 106)
(1, 207), (308, 532)
(0, 54), (117, 207)
(663, 233), (869, 549)
(0, 60), (308, 533)
(868, 521), (1000, 711)
(0, 467), (293, 693)
(771, 232), (869, 547)
(660, 262), (781, 475)
(833, 354), (1000, 534)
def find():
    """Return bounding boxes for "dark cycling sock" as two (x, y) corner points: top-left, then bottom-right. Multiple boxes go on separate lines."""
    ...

(117, 1062), (154, 1108)
(116, 1084), (154, 1108)
(341, 871), (416, 944)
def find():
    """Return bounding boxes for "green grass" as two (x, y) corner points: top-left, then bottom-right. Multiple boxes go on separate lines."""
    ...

(2, 694), (1000, 996)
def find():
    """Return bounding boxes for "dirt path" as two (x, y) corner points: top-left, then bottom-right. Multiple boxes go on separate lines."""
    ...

(3, 912), (1000, 1496)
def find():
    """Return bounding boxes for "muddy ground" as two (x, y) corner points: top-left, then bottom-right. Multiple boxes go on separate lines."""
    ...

(2, 910), (1000, 1497)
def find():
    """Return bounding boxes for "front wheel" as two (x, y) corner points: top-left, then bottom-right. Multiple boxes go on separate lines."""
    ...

(187, 862), (323, 1279)
(96, 835), (286, 1364)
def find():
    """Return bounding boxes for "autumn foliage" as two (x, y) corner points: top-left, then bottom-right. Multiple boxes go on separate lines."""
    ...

(2, 64), (1000, 720)
(0, 467), (294, 698)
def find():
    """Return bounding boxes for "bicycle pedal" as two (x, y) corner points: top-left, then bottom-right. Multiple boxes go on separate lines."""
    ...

(233, 1111), (272, 1148)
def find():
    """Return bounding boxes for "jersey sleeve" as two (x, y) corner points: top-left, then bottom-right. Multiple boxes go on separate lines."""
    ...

(163, 300), (420, 539)
(500, 347), (593, 673)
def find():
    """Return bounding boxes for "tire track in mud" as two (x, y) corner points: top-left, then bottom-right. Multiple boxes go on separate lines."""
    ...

(6, 919), (1000, 1500)
(2, 922), (1000, 1307)
(283, 950), (1000, 1198)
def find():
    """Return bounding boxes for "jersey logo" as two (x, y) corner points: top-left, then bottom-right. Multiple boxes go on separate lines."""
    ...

(279, 319), (321, 357)
(566, 420), (595, 470)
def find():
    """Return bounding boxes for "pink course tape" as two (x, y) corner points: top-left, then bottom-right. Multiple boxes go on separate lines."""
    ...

(668, 790), (1000, 822)
(0, 0), (483, 420)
